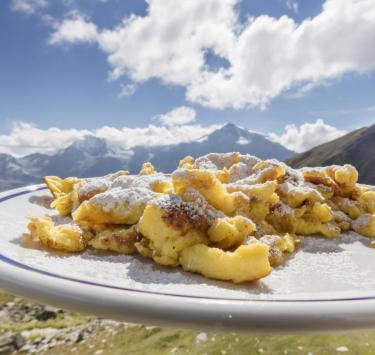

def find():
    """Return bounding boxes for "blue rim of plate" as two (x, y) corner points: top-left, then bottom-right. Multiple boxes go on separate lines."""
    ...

(1, 184), (375, 304)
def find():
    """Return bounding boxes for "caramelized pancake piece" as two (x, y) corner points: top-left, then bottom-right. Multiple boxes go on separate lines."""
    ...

(208, 216), (256, 249)
(255, 220), (278, 237)
(138, 195), (209, 266)
(295, 215), (340, 238)
(73, 187), (158, 226)
(267, 202), (333, 235)
(28, 216), (89, 252)
(311, 202), (334, 223)
(51, 193), (75, 216)
(194, 152), (242, 170)
(331, 196), (365, 219)
(352, 214), (375, 238)
(76, 179), (112, 203)
(228, 156), (262, 182)
(193, 152), (258, 183)
(358, 191), (375, 214)
(89, 225), (138, 254)
(134, 236), (153, 258)
(172, 169), (242, 215)
(44, 176), (81, 198)
(226, 181), (279, 203)
(179, 156), (195, 169)
(302, 165), (358, 197)
(75, 172), (169, 206)
(325, 165), (358, 196)
(227, 181), (279, 221)
(301, 168), (339, 192)
(277, 181), (323, 208)
(139, 162), (156, 176)
(333, 211), (352, 231)
(179, 188), (225, 223)
(267, 202), (298, 234)
(234, 161), (285, 185)
(48, 171), (131, 216)
(112, 174), (172, 194)
(247, 234), (296, 266)
(179, 243), (272, 283)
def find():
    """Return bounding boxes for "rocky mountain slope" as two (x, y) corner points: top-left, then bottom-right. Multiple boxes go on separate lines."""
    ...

(0, 154), (36, 191)
(287, 124), (375, 185)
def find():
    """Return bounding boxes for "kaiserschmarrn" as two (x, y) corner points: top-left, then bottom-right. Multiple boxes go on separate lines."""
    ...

(27, 153), (375, 283)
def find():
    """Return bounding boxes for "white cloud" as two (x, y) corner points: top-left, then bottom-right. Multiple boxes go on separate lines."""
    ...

(286, 80), (333, 98)
(269, 119), (347, 153)
(47, 0), (375, 109)
(118, 83), (136, 98)
(287, 82), (319, 98)
(49, 14), (98, 45)
(155, 106), (196, 127)
(0, 122), (90, 157)
(286, 0), (299, 13)
(97, 0), (237, 84)
(237, 137), (249, 145)
(0, 121), (220, 157)
(11, 0), (48, 14)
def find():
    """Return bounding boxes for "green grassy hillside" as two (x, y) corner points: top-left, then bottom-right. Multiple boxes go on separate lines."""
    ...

(1, 291), (375, 355)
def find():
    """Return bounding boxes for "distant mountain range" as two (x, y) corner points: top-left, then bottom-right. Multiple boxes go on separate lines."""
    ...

(287, 124), (375, 185)
(0, 123), (295, 191)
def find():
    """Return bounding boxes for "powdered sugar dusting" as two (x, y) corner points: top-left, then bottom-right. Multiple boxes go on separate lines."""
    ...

(334, 210), (352, 223)
(50, 214), (82, 232)
(153, 191), (225, 227)
(272, 202), (294, 217)
(234, 161), (281, 185)
(180, 188), (225, 225)
(195, 152), (240, 170)
(299, 166), (326, 174)
(352, 214), (374, 230)
(239, 154), (261, 166)
(91, 187), (157, 213)
(171, 168), (194, 181)
(229, 162), (255, 182)
(111, 173), (170, 190)
(278, 181), (324, 201)
(78, 171), (130, 199)
(153, 194), (208, 225)
(77, 173), (170, 202)
(78, 178), (112, 198)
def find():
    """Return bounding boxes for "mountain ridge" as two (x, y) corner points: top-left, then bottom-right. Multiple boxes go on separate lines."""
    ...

(0, 123), (295, 191)
(287, 124), (375, 184)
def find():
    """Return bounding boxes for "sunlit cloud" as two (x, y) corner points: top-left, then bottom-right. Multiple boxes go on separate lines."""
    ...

(286, 0), (298, 13)
(11, 0), (48, 14)
(48, 0), (375, 110)
(49, 13), (98, 45)
(0, 120), (221, 157)
(154, 106), (197, 127)
(118, 83), (136, 98)
(270, 119), (347, 152)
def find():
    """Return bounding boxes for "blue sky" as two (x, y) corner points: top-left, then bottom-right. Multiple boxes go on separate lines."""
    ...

(1, 0), (375, 156)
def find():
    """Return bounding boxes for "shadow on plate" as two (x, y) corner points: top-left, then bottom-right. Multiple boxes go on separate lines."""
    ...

(301, 232), (373, 254)
(12, 229), (374, 299)
(28, 195), (54, 209)
(13, 235), (274, 296)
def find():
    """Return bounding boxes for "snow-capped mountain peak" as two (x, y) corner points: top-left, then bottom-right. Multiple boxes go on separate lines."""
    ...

(0, 123), (295, 191)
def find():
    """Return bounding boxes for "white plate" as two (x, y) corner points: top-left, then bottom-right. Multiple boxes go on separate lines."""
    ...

(0, 184), (375, 334)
